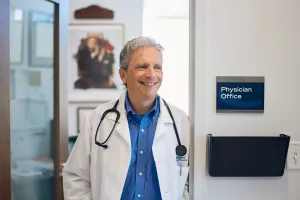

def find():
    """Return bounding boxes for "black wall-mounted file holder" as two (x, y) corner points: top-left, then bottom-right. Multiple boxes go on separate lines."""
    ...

(208, 134), (290, 177)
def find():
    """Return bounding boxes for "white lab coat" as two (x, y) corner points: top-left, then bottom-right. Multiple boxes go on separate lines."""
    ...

(62, 91), (190, 200)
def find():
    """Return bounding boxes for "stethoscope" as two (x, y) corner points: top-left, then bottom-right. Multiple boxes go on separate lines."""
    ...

(94, 99), (187, 157)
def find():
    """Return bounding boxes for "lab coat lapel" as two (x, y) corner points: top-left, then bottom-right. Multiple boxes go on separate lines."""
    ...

(153, 97), (173, 144)
(115, 113), (131, 147)
(107, 91), (131, 147)
(106, 93), (172, 147)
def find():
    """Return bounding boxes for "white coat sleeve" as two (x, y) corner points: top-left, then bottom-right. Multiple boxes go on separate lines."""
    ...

(62, 118), (92, 200)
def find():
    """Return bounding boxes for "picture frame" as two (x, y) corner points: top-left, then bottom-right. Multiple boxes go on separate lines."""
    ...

(10, 7), (24, 64)
(68, 23), (125, 102)
(76, 106), (96, 133)
(28, 11), (54, 67)
(69, 101), (107, 136)
(10, 69), (16, 99)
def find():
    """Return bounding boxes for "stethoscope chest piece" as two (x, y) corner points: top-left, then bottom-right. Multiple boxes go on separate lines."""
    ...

(176, 145), (187, 157)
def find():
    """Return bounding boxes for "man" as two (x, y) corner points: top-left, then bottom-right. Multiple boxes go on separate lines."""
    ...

(63, 36), (190, 200)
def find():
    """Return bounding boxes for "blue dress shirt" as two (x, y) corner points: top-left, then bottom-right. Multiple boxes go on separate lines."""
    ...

(120, 93), (162, 200)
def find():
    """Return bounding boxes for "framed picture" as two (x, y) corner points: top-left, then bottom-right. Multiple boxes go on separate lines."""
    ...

(77, 106), (96, 133)
(29, 11), (54, 66)
(68, 23), (125, 102)
(10, 69), (16, 99)
(10, 7), (24, 64)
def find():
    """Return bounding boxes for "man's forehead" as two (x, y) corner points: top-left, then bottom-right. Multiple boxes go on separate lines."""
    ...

(132, 46), (160, 55)
(130, 48), (161, 61)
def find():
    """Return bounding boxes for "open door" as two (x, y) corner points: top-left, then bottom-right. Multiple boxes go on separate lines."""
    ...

(0, 0), (68, 200)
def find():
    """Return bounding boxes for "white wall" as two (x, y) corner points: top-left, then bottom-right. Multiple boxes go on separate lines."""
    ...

(143, 0), (189, 114)
(69, 0), (143, 40)
(192, 0), (300, 199)
(68, 0), (144, 136)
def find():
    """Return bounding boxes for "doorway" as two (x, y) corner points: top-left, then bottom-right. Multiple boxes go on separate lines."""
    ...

(0, 0), (68, 200)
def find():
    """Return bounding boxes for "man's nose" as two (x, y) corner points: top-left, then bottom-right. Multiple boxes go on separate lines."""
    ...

(145, 66), (155, 77)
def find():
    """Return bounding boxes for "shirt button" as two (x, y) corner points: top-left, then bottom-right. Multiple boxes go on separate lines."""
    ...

(140, 150), (143, 154)
(139, 172), (142, 176)
(138, 194), (141, 198)
(141, 129), (144, 132)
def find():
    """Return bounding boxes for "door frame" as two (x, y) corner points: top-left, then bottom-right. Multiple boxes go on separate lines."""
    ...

(0, 0), (69, 199)
(50, 0), (69, 199)
(0, 0), (11, 199)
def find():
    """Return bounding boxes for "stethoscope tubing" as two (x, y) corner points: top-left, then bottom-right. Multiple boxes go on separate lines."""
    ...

(94, 98), (187, 156)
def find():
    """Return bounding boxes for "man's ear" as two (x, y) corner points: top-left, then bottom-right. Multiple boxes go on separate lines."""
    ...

(119, 68), (127, 85)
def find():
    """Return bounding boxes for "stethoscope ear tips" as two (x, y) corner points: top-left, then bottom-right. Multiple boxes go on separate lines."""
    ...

(176, 145), (187, 157)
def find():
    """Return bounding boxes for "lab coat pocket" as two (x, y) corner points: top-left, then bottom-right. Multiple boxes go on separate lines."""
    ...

(177, 166), (189, 200)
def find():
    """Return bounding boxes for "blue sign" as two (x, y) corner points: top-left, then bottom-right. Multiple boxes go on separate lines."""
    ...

(216, 77), (265, 112)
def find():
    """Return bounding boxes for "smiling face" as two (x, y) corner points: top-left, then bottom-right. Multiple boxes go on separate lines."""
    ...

(87, 37), (98, 51)
(119, 46), (163, 101)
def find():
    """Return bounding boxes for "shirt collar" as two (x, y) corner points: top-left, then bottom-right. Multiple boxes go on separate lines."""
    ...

(125, 92), (160, 116)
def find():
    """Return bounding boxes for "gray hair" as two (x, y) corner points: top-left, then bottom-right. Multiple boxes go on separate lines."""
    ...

(119, 36), (164, 70)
